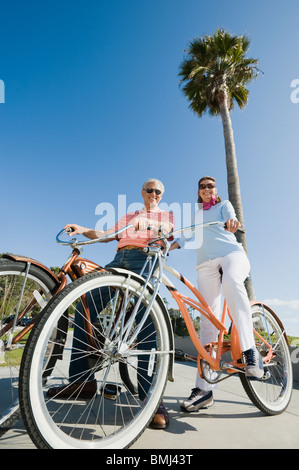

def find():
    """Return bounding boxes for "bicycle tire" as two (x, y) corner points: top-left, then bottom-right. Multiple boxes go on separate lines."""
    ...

(0, 258), (58, 429)
(239, 303), (293, 415)
(19, 270), (171, 449)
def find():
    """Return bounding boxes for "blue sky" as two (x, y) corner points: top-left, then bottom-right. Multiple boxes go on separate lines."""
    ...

(1, 0), (299, 336)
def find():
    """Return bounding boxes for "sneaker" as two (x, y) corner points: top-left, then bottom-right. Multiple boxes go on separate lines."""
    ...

(243, 347), (264, 379)
(180, 388), (214, 412)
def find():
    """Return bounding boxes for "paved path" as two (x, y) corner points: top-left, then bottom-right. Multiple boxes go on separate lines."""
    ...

(1, 361), (298, 449)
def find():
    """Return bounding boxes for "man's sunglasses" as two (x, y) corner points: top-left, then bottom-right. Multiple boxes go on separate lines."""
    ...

(144, 188), (162, 195)
(198, 183), (215, 190)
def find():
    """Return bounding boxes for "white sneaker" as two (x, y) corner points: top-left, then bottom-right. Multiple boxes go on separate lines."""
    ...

(181, 388), (214, 412)
(243, 347), (264, 379)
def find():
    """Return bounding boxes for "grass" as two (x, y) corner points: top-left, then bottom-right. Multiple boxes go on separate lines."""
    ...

(0, 332), (29, 367)
(288, 336), (299, 346)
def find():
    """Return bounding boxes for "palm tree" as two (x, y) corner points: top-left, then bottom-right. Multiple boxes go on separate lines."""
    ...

(179, 29), (259, 300)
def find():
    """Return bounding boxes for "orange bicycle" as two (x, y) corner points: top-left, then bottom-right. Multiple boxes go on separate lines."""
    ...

(18, 222), (293, 449)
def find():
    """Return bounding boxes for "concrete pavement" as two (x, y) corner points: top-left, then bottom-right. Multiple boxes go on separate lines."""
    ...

(0, 360), (299, 449)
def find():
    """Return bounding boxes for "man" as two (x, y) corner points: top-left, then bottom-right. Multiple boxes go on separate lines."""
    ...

(48, 178), (173, 429)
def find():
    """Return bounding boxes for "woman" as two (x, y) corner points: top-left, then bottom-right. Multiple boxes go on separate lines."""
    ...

(170, 176), (264, 413)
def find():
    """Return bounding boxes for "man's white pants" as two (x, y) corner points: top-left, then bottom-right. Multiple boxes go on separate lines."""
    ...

(195, 251), (255, 391)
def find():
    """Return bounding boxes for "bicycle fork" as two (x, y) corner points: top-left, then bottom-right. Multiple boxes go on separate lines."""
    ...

(119, 248), (163, 346)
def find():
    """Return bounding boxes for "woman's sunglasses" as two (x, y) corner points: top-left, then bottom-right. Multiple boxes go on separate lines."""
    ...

(144, 188), (162, 195)
(199, 183), (215, 190)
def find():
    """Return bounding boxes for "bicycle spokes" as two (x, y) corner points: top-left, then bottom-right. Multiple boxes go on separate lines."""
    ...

(20, 272), (171, 448)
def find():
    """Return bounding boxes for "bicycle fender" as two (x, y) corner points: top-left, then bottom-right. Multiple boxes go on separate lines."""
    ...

(107, 267), (175, 382)
(3, 253), (60, 285)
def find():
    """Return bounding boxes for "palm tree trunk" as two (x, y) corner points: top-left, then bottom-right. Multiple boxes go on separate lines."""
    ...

(218, 91), (256, 300)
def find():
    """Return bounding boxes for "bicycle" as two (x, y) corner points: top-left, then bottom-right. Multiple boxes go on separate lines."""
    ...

(19, 222), (293, 449)
(0, 225), (131, 429)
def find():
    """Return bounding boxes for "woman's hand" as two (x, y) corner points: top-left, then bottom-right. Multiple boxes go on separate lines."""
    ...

(225, 219), (240, 233)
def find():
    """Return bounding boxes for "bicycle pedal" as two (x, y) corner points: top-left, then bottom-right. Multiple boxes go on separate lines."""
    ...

(248, 370), (271, 382)
(101, 384), (121, 400)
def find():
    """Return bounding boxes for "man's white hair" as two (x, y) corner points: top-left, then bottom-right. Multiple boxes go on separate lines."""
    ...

(142, 178), (165, 194)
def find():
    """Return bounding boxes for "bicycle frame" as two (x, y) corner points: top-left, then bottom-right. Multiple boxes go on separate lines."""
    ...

(148, 263), (283, 380)
(161, 265), (238, 367)
(137, 223), (280, 379)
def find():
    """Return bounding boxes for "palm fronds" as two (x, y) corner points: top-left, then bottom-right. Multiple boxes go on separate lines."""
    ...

(179, 29), (259, 116)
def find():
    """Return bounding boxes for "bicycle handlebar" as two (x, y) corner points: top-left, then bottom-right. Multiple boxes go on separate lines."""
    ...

(168, 220), (244, 238)
(56, 224), (134, 246)
(56, 220), (244, 248)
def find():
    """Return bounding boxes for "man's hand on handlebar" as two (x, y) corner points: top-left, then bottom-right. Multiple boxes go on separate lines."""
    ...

(64, 224), (84, 236)
(63, 224), (112, 241)
(133, 217), (173, 235)
(133, 218), (150, 232)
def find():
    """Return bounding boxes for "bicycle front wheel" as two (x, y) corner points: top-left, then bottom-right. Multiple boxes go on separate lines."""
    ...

(240, 303), (293, 415)
(0, 258), (57, 428)
(19, 271), (171, 449)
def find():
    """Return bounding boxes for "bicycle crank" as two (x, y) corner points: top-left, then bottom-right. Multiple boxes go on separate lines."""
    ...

(219, 360), (272, 381)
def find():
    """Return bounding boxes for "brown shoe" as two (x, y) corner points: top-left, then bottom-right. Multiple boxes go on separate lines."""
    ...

(149, 401), (169, 429)
(47, 379), (97, 399)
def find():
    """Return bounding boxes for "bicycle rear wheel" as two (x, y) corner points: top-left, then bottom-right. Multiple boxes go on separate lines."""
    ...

(0, 258), (57, 428)
(240, 303), (293, 415)
(19, 271), (171, 449)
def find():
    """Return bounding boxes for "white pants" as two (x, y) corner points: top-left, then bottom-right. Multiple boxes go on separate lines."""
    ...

(195, 251), (255, 391)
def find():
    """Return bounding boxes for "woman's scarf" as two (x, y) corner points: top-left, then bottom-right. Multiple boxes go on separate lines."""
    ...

(203, 197), (216, 210)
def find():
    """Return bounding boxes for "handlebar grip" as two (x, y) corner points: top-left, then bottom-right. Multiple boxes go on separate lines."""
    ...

(224, 222), (245, 234)
(65, 227), (74, 234)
